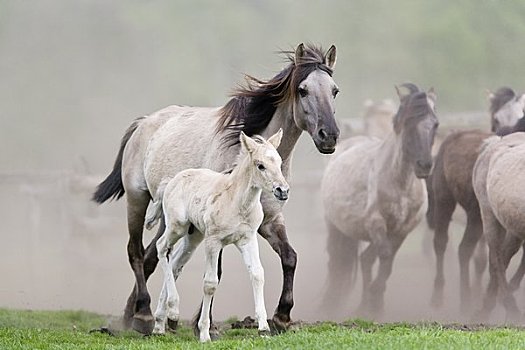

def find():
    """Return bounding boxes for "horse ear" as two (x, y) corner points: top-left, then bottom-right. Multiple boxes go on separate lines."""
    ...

(395, 85), (407, 101)
(325, 45), (337, 70)
(294, 43), (305, 65)
(487, 89), (495, 101)
(427, 87), (437, 102)
(267, 128), (283, 149)
(240, 132), (257, 154)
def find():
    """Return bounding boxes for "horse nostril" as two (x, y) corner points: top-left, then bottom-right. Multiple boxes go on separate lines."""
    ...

(274, 186), (289, 201)
(318, 128), (328, 141)
(417, 160), (432, 171)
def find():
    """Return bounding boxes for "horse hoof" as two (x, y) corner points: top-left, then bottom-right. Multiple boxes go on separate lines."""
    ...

(132, 315), (154, 335)
(270, 314), (291, 335)
(167, 319), (178, 333)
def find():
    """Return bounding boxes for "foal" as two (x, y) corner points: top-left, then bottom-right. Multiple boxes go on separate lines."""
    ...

(145, 130), (289, 342)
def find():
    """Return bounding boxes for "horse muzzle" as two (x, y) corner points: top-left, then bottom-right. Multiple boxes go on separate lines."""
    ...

(273, 186), (289, 201)
(415, 159), (433, 178)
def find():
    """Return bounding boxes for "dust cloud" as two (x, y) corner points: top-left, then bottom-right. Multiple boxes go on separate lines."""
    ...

(1, 1), (524, 326)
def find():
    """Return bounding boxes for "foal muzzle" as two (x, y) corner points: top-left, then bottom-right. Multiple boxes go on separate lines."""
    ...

(273, 186), (289, 201)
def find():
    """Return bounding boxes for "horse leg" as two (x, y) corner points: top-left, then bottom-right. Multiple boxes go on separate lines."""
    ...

(236, 235), (270, 335)
(430, 195), (456, 308)
(356, 243), (377, 316)
(457, 209), (482, 312)
(476, 214), (505, 321)
(258, 215), (297, 332)
(509, 242), (525, 292)
(124, 190), (154, 334)
(197, 239), (221, 342)
(499, 232), (522, 322)
(472, 234), (487, 294)
(322, 221), (359, 315)
(124, 218), (164, 329)
(368, 234), (406, 317)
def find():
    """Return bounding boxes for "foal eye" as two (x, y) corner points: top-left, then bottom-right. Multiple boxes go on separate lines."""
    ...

(298, 87), (308, 98)
(333, 88), (339, 98)
(257, 163), (266, 171)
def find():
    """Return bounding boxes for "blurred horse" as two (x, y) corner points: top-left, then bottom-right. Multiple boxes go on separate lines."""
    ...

(92, 44), (339, 335)
(472, 132), (525, 321)
(321, 84), (438, 316)
(147, 131), (287, 342)
(427, 87), (525, 311)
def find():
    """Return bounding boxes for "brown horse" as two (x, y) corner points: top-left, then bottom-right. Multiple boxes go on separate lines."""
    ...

(322, 84), (438, 317)
(427, 87), (525, 312)
(93, 44), (339, 335)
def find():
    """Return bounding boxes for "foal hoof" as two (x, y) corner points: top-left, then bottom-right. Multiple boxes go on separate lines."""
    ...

(193, 323), (220, 341)
(258, 329), (271, 337)
(132, 315), (154, 335)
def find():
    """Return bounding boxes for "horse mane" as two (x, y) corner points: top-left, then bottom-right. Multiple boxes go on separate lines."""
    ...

(490, 87), (516, 117)
(393, 83), (434, 132)
(216, 44), (333, 146)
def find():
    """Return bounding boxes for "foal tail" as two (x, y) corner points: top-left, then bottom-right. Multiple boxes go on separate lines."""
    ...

(92, 116), (145, 204)
(144, 180), (169, 230)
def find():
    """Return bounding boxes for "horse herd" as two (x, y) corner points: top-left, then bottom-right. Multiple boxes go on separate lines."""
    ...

(92, 43), (525, 342)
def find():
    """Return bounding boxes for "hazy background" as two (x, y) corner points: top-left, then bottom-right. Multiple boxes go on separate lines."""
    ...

(1, 0), (524, 324)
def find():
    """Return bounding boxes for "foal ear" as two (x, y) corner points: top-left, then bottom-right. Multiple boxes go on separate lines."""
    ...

(294, 43), (305, 65)
(240, 131), (257, 154)
(325, 45), (337, 70)
(267, 128), (283, 149)
(486, 89), (495, 101)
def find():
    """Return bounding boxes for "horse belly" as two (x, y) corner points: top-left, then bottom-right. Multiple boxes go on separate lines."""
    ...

(144, 107), (226, 194)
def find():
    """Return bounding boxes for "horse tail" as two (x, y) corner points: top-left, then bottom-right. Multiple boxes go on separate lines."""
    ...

(144, 180), (170, 230)
(321, 221), (359, 313)
(92, 116), (145, 203)
(425, 174), (435, 230)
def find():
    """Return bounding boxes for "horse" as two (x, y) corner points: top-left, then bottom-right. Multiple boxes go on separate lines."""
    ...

(472, 132), (525, 321)
(321, 83), (438, 317)
(146, 131), (287, 342)
(92, 43), (340, 335)
(427, 87), (525, 311)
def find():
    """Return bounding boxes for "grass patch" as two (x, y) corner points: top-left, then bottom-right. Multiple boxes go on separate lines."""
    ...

(1, 308), (525, 349)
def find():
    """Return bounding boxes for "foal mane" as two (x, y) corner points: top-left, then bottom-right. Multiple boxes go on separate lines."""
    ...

(216, 44), (333, 146)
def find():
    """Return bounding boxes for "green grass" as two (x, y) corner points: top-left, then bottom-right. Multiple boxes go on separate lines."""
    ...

(1, 308), (525, 349)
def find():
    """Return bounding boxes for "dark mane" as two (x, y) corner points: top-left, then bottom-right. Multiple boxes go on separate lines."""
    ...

(393, 83), (434, 131)
(490, 87), (516, 117)
(216, 44), (333, 146)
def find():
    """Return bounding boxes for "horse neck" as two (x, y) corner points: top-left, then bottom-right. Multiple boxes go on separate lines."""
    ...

(378, 131), (416, 189)
(261, 103), (302, 178)
(228, 155), (263, 211)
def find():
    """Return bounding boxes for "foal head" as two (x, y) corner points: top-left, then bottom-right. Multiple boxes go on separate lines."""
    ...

(239, 130), (289, 201)
(393, 83), (439, 178)
(489, 87), (525, 133)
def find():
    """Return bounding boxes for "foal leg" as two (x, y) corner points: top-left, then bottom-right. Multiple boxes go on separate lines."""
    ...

(153, 225), (186, 334)
(472, 235), (487, 294)
(258, 214), (297, 332)
(236, 235), (270, 335)
(197, 240), (221, 342)
(457, 209), (483, 312)
(124, 190), (154, 334)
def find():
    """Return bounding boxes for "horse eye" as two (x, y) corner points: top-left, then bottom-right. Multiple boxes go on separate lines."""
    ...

(333, 88), (339, 98)
(298, 87), (308, 98)
(257, 163), (266, 171)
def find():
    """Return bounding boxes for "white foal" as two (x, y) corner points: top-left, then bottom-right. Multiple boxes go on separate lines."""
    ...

(146, 130), (289, 342)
